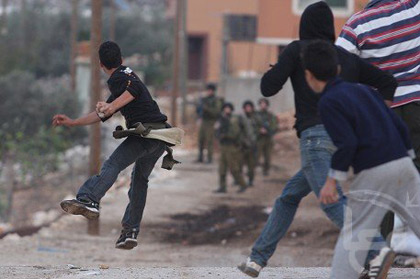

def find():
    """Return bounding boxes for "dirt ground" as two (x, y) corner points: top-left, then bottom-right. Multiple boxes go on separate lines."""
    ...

(0, 131), (342, 275)
(2, 266), (420, 279)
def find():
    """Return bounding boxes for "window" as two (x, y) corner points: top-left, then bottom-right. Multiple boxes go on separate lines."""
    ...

(188, 36), (207, 81)
(293, 0), (354, 17)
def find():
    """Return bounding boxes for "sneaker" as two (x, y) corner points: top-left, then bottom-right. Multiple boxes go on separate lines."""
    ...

(60, 197), (99, 220)
(368, 247), (396, 279)
(115, 228), (139, 250)
(238, 258), (262, 278)
(358, 268), (370, 279)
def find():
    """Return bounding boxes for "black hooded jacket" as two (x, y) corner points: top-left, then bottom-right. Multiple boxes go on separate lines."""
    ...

(261, 1), (398, 136)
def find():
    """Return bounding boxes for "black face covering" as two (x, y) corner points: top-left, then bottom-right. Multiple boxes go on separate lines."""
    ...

(299, 1), (336, 42)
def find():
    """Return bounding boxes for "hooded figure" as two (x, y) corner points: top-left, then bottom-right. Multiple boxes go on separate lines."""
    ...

(260, 1), (397, 137)
(238, 2), (398, 278)
(299, 1), (336, 42)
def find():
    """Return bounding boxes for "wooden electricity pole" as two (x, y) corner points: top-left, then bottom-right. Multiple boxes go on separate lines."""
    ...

(70, 0), (79, 93)
(109, 0), (116, 41)
(88, 0), (103, 236)
(219, 14), (229, 98)
(179, 0), (187, 125)
(1, 0), (8, 35)
(172, 0), (188, 126)
(171, 0), (181, 126)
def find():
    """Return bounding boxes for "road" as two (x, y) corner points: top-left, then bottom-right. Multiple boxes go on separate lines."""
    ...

(1, 266), (420, 279)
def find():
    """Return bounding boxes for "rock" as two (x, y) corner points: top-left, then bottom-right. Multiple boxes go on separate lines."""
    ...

(32, 210), (60, 227)
(2, 233), (21, 241)
(99, 264), (109, 270)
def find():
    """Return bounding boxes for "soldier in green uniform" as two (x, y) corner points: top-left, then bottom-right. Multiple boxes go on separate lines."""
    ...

(196, 83), (223, 163)
(256, 98), (278, 176)
(215, 103), (248, 193)
(240, 100), (260, 186)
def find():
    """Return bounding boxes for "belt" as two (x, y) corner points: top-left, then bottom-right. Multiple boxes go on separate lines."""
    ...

(112, 122), (183, 170)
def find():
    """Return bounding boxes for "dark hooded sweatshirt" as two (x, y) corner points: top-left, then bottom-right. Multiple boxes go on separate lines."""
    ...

(260, 1), (398, 137)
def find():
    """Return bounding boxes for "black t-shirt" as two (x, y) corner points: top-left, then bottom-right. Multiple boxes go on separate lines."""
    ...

(104, 65), (167, 127)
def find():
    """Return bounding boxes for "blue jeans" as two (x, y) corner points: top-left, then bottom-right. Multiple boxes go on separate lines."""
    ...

(251, 125), (346, 266)
(77, 136), (165, 230)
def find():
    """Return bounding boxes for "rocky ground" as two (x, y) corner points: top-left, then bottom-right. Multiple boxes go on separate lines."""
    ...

(2, 266), (420, 279)
(2, 130), (418, 278)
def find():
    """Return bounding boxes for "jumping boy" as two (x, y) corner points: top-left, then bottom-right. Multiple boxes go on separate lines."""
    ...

(53, 41), (169, 250)
(303, 40), (420, 279)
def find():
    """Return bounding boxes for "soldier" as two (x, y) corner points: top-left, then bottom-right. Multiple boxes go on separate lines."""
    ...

(240, 100), (260, 186)
(256, 98), (278, 176)
(215, 103), (248, 193)
(196, 83), (223, 163)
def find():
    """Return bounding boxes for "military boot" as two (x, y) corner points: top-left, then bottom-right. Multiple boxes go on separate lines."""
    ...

(215, 175), (227, 193)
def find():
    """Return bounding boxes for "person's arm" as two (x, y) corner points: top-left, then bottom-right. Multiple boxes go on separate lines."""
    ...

(356, 53), (398, 104)
(96, 91), (135, 118)
(52, 111), (101, 127)
(318, 98), (358, 204)
(336, 23), (360, 55)
(260, 42), (298, 97)
(269, 112), (279, 136)
(321, 98), (358, 180)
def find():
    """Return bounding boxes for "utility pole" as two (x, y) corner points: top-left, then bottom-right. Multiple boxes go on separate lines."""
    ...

(171, 0), (181, 126)
(179, 0), (188, 125)
(70, 0), (79, 93)
(219, 14), (229, 98)
(20, 0), (27, 51)
(109, 0), (116, 41)
(88, 0), (102, 236)
(1, 0), (8, 35)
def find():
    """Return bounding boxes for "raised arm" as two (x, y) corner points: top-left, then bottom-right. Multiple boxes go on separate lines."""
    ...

(52, 90), (135, 127)
(260, 42), (298, 97)
(52, 111), (101, 127)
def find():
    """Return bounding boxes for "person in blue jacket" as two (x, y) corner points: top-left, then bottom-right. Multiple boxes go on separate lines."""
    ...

(303, 40), (420, 279)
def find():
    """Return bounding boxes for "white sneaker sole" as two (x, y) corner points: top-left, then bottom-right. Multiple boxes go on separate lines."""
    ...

(116, 238), (138, 250)
(60, 200), (99, 220)
(237, 263), (259, 278)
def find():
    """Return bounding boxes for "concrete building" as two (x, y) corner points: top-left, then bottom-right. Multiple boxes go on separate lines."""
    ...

(168, 0), (369, 113)
(257, 0), (368, 45)
(168, 0), (278, 84)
